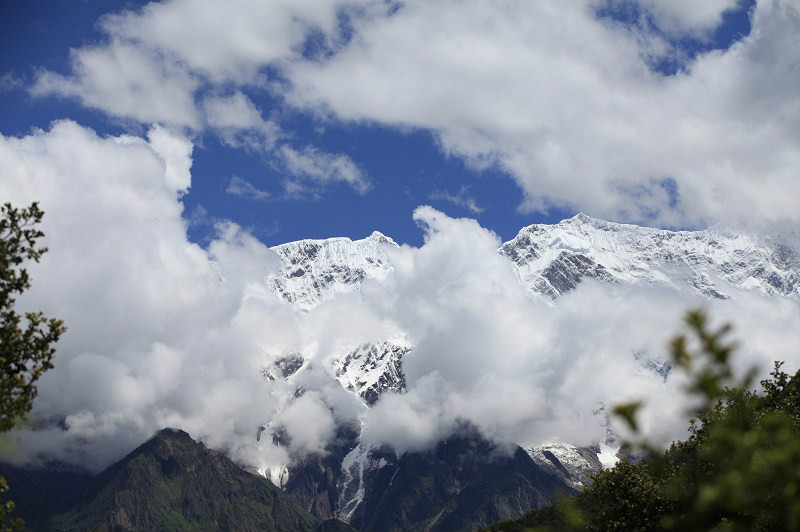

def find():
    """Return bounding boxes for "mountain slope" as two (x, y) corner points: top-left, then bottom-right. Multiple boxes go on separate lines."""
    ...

(3, 429), (352, 532)
(346, 431), (576, 532)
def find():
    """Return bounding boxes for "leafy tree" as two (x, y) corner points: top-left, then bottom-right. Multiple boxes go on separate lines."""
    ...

(0, 202), (65, 531)
(483, 310), (800, 532)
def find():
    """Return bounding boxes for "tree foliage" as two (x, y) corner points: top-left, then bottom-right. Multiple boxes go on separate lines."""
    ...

(483, 310), (800, 532)
(0, 202), (65, 531)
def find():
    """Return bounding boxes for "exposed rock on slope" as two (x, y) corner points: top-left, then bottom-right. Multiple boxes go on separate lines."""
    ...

(329, 339), (411, 406)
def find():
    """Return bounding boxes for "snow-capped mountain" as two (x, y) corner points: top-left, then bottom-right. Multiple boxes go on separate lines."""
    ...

(269, 214), (798, 312)
(262, 215), (800, 523)
(500, 213), (799, 299)
(266, 214), (798, 408)
(267, 231), (397, 311)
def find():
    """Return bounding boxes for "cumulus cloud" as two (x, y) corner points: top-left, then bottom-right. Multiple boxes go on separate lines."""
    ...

(354, 208), (800, 451)
(33, 41), (201, 128)
(0, 121), (300, 472)
(1, 123), (798, 474)
(28, 0), (799, 226)
(287, 0), (800, 227)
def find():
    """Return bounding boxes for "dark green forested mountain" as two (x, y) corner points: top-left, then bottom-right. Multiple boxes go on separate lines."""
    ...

(2, 426), (572, 532)
(1, 429), (353, 532)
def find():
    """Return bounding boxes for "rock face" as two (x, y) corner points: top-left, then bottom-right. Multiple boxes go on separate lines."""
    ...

(284, 423), (361, 520)
(282, 426), (579, 532)
(525, 442), (606, 490)
(345, 431), (576, 532)
(2, 429), (352, 532)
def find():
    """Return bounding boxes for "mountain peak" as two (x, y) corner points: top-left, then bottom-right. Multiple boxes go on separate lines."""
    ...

(10, 427), (332, 532)
(567, 212), (594, 223)
(153, 427), (193, 441)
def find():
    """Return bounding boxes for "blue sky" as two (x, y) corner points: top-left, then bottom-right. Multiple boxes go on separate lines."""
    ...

(0, 0), (779, 248)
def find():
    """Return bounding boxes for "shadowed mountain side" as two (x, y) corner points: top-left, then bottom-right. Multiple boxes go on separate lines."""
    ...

(284, 422), (360, 519)
(1, 429), (354, 532)
(350, 434), (577, 532)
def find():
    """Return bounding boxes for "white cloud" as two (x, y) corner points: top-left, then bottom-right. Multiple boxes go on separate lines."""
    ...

(31, 0), (355, 126)
(287, 0), (800, 227)
(100, 0), (351, 83)
(202, 91), (282, 150)
(430, 186), (484, 214)
(0, 125), (798, 471)
(0, 121), (302, 471)
(0, 72), (23, 93)
(633, 0), (742, 35)
(29, 0), (799, 226)
(353, 207), (800, 451)
(225, 175), (270, 201)
(31, 1), (372, 198)
(33, 41), (201, 128)
(279, 145), (370, 196)
(202, 92), (369, 196)
(146, 124), (194, 193)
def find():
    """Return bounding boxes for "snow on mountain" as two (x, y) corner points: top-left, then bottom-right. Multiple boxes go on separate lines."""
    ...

(269, 214), (799, 312)
(500, 213), (799, 299)
(328, 339), (411, 406)
(267, 231), (398, 311)
(337, 441), (390, 522)
(261, 352), (305, 382)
